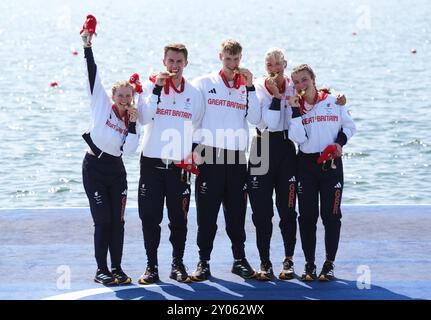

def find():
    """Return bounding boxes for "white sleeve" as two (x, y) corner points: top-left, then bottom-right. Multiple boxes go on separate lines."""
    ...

(340, 105), (356, 141)
(88, 70), (111, 121)
(263, 108), (281, 130)
(245, 90), (261, 125)
(284, 104), (293, 128)
(262, 103), (281, 130)
(288, 115), (308, 145)
(190, 77), (206, 144)
(255, 85), (278, 130)
(138, 81), (158, 125)
(191, 76), (204, 93)
(192, 87), (206, 128)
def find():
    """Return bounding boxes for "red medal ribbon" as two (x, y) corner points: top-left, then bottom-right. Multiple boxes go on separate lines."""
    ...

(219, 69), (244, 89)
(149, 75), (185, 95)
(299, 90), (329, 115)
(112, 104), (129, 128)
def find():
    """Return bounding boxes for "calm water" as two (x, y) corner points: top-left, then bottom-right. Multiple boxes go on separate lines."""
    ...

(0, 0), (430, 208)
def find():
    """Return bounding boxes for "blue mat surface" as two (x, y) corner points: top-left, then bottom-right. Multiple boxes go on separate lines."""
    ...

(0, 205), (430, 300)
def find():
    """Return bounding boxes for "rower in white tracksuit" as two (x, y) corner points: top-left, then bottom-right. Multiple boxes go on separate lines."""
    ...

(288, 64), (356, 282)
(190, 40), (261, 281)
(248, 48), (299, 281)
(136, 43), (204, 285)
(80, 24), (140, 286)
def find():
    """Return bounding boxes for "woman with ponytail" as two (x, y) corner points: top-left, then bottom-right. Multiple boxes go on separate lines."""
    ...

(288, 64), (356, 282)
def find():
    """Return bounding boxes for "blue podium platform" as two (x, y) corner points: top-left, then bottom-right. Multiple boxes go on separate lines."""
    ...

(0, 205), (430, 300)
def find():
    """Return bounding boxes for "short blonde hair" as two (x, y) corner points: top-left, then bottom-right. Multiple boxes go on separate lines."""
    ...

(220, 39), (242, 55)
(111, 80), (135, 96)
(265, 47), (286, 63)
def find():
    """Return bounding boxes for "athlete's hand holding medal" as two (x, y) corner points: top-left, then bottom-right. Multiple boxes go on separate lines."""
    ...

(231, 66), (253, 87)
(154, 70), (178, 86)
(126, 106), (138, 123)
(289, 88), (306, 108)
(266, 72), (282, 99)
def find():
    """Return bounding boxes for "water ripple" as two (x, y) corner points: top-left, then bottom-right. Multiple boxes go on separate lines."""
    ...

(1, 0), (430, 207)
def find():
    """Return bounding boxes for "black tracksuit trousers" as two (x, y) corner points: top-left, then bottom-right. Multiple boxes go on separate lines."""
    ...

(297, 151), (344, 263)
(82, 153), (127, 270)
(138, 156), (191, 267)
(248, 130), (298, 263)
(195, 146), (248, 261)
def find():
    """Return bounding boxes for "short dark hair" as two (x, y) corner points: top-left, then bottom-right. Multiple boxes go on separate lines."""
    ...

(164, 43), (188, 60)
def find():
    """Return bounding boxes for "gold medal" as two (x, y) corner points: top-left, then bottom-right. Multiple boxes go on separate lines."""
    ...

(331, 159), (337, 169)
